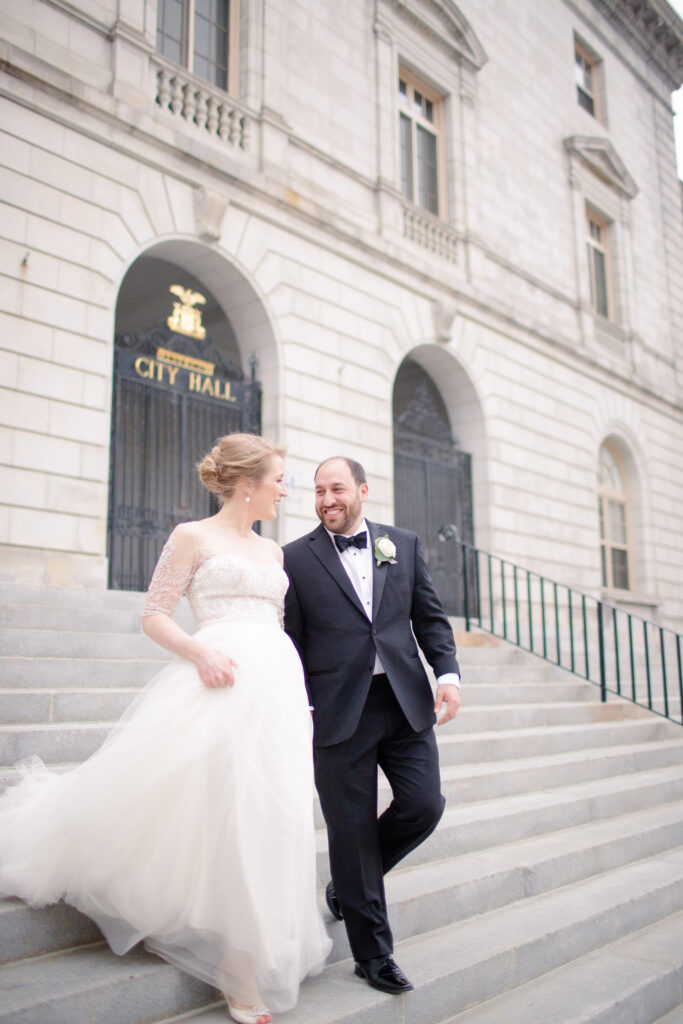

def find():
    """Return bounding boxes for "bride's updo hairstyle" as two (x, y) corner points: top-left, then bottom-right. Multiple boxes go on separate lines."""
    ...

(198, 433), (285, 502)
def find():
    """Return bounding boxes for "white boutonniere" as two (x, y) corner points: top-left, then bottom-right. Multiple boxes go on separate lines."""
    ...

(374, 534), (397, 567)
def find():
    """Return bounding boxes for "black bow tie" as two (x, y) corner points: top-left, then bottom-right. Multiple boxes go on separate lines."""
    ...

(334, 532), (367, 552)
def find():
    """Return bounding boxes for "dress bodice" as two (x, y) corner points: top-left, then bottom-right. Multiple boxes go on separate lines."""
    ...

(186, 554), (288, 628)
(142, 536), (288, 629)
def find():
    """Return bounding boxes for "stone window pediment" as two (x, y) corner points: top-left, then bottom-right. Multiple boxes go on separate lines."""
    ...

(382, 0), (487, 70)
(564, 135), (638, 199)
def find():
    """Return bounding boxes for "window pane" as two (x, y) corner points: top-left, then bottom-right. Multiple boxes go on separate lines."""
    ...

(598, 446), (622, 492)
(578, 88), (595, 116)
(414, 90), (423, 116)
(611, 548), (629, 590)
(157, 0), (185, 64)
(608, 500), (627, 545)
(575, 52), (591, 90)
(194, 0), (229, 89)
(598, 497), (605, 540)
(400, 113), (413, 201)
(398, 78), (407, 104)
(600, 543), (608, 587)
(592, 247), (609, 317)
(195, 15), (209, 54)
(425, 98), (434, 123)
(417, 124), (438, 214)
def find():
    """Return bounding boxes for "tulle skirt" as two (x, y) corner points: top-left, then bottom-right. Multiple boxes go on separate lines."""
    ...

(0, 619), (331, 1011)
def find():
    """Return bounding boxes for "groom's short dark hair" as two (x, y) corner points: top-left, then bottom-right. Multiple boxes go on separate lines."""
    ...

(315, 456), (367, 486)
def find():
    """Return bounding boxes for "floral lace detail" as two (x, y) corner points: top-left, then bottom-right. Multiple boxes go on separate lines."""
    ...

(186, 554), (286, 629)
(142, 538), (287, 629)
(142, 539), (195, 618)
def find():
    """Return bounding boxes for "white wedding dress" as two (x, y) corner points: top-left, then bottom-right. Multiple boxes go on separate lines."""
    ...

(0, 540), (331, 1011)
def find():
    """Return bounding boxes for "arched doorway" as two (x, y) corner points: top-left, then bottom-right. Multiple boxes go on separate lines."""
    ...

(393, 357), (474, 615)
(108, 255), (262, 591)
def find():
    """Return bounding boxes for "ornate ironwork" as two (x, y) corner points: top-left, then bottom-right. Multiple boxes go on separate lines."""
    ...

(393, 359), (474, 615)
(108, 324), (261, 591)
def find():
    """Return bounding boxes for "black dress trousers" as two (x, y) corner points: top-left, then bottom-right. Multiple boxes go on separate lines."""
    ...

(313, 674), (445, 962)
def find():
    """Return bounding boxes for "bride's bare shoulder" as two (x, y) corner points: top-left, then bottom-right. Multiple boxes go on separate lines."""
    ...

(256, 535), (284, 566)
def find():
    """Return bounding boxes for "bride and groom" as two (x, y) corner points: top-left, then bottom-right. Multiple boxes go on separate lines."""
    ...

(0, 434), (461, 1024)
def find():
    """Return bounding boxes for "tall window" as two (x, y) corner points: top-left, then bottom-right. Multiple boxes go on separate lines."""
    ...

(157, 0), (232, 92)
(586, 209), (611, 319)
(575, 40), (599, 118)
(398, 72), (441, 216)
(598, 443), (630, 591)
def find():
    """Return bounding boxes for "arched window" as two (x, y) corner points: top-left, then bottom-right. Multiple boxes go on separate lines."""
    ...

(598, 443), (631, 590)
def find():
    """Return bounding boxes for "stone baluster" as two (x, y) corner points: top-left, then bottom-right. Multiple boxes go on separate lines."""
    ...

(157, 69), (171, 109)
(170, 76), (183, 116)
(218, 104), (230, 142)
(195, 89), (208, 129)
(182, 84), (195, 121)
(207, 96), (219, 135)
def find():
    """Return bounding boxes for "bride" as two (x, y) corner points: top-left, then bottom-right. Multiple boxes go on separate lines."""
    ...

(0, 433), (331, 1024)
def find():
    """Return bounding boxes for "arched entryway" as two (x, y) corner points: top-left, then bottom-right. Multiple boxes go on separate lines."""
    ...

(109, 252), (266, 591)
(393, 357), (475, 615)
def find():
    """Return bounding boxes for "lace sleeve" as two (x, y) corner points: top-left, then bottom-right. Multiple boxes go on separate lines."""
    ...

(142, 528), (197, 618)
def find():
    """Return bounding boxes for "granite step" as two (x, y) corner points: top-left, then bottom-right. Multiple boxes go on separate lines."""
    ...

(439, 908), (683, 1024)
(153, 848), (683, 1024)
(6, 795), (682, 970)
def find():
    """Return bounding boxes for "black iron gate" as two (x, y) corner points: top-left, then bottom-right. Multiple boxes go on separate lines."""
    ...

(393, 359), (474, 616)
(108, 326), (261, 591)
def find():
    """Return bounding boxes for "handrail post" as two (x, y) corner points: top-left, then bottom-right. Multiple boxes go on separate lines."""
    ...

(677, 634), (683, 726)
(660, 627), (668, 720)
(597, 600), (607, 703)
(462, 540), (471, 632)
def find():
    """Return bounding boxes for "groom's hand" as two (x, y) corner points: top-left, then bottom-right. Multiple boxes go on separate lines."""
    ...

(434, 683), (461, 725)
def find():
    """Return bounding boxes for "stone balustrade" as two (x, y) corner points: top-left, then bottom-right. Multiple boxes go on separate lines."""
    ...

(402, 205), (459, 262)
(153, 61), (250, 150)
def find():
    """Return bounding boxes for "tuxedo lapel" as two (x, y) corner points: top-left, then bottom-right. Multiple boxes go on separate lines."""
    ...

(368, 521), (388, 621)
(308, 525), (366, 617)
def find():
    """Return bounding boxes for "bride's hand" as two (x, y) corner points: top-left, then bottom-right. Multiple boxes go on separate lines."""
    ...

(194, 647), (238, 688)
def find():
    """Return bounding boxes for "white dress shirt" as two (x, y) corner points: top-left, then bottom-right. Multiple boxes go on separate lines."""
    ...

(326, 520), (460, 688)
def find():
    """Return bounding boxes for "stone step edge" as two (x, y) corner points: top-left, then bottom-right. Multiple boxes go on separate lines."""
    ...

(2, 732), (681, 778)
(157, 909), (683, 1024)
(4, 796), (683, 971)
(2, 848), (682, 1023)
(440, 908), (683, 1024)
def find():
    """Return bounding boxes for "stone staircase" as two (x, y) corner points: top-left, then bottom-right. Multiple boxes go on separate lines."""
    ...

(1, 581), (683, 1024)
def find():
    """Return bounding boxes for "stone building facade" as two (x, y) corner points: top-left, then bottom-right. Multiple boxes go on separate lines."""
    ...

(1, 0), (682, 629)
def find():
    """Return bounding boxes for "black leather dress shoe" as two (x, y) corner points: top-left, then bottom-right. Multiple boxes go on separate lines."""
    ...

(325, 881), (343, 920)
(354, 954), (414, 994)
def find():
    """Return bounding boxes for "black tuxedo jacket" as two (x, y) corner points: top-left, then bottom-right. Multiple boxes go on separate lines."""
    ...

(283, 520), (459, 747)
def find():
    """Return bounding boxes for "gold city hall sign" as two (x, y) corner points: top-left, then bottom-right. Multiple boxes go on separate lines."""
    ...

(126, 286), (238, 402)
(133, 349), (237, 402)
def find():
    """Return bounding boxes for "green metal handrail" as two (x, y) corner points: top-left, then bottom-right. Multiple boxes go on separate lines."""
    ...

(438, 525), (683, 727)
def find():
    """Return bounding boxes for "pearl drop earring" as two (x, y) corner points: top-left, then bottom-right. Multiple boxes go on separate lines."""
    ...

(245, 496), (251, 503)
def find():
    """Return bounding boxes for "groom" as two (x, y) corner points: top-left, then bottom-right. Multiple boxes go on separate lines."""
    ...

(283, 456), (461, 995)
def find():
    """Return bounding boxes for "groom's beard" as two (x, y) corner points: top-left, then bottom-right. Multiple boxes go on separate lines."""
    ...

(316, 496), (363, 536)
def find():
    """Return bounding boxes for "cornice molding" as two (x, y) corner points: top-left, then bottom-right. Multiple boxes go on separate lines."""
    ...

(564, 135), (639, 199)
(381, 0), (488, 70)
(590, 0), (683, 88)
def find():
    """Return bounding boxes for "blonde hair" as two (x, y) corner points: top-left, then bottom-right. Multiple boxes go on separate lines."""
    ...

(197, 433), (286, 500)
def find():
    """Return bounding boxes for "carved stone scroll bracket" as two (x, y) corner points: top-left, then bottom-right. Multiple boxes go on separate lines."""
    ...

(432, 300), (457, 343)
(194, 186), (229, 243)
